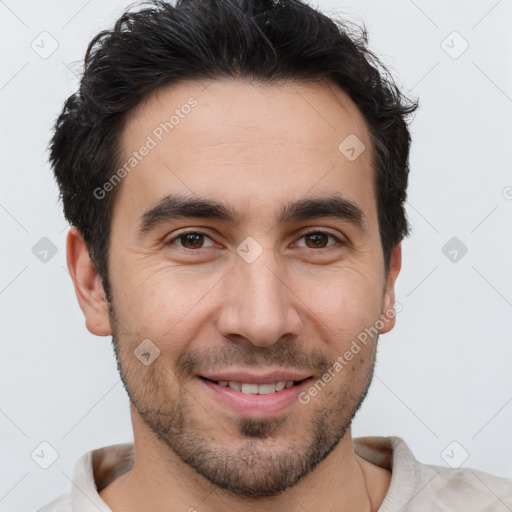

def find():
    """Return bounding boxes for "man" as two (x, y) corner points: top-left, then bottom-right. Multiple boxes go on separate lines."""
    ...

(40, 0), (512, 510)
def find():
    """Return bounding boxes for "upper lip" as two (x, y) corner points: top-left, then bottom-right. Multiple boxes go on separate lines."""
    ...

(199, 370), (312, 385)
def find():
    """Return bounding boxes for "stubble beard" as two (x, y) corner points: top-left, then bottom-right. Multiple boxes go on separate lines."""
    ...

(108, 302), (377, 499)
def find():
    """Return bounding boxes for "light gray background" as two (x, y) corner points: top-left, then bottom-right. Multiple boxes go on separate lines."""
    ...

(1, 0), (511, 510)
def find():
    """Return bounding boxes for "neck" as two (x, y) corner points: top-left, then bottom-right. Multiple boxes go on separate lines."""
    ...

(99, 415), (390, 512)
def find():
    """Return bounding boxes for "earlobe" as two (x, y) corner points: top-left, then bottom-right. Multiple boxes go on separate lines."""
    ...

(379, 244), (402, 335)
(66, 227), (112, 336)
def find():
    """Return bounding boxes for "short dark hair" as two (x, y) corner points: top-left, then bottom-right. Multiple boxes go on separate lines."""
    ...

(49, 0), (418, 301)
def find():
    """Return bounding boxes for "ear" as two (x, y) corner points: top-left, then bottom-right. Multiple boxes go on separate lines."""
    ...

(66, 226), (112, 336)
(379, 244), (402, 335)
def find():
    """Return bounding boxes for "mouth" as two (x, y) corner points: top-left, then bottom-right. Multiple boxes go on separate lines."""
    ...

(199, 376), (309, 395)
(198, 376), (314, 417)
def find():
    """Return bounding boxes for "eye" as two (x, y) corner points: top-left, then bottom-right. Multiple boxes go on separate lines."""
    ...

(164, 229), (344, 252)
(295, 230), (342, 250)
(164, 231), (217, 250)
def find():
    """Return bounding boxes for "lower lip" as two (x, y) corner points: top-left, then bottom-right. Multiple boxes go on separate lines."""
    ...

(199, 377), (313, 418)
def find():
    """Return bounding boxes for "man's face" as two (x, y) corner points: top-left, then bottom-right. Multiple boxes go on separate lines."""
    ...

(103, 78), (400, 497)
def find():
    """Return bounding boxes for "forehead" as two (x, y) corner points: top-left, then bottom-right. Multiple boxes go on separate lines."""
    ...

(113, 78), (376, 229)
(123, 77), (370, 151)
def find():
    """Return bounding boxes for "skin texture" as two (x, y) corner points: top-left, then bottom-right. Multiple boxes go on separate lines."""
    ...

(67, 78), (400, 512)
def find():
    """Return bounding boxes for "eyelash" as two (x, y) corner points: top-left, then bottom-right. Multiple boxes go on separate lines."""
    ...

(164, 229), (344, 252)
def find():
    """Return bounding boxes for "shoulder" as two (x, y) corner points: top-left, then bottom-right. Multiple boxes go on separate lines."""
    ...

(36, 493), (72, 512)
(354, 436), (512, 511)
(35, 442), (133, 512)
(416, 461), (512, 511)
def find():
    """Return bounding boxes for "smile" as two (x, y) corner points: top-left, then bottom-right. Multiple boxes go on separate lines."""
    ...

(201, 377), (304, 395)
(198, 376), (313, 417)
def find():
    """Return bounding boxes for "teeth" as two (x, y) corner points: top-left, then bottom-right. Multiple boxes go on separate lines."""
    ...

(241, 383), (259, 394)
(220, 380), (294, 394)
(253, 383), (275, 395)
(275, 381), (286, 391)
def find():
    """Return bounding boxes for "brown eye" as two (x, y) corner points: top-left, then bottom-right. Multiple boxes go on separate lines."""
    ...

(179, 233), (204, 249)
(298, 231), (340, 249)
(304, 233), (329, 248)
(165, 231), (216, 250)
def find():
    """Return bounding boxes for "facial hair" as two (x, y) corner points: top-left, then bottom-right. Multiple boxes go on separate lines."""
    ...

(108, 301), (377, 499)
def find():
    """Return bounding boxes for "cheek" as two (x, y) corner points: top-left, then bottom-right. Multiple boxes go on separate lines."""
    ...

(112, 246), (384, 355)
(114, 265), (219, 353)
(296, 267), (383, 337)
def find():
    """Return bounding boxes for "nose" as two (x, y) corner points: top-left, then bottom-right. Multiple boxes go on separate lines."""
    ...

(216, 246), (303, 348)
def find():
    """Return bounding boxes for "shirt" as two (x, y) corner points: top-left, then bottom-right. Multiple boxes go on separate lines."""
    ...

(37, 436), (512, 511)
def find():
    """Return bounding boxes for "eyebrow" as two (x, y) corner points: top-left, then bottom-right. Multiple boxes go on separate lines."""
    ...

(136, 192), (367, 237)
